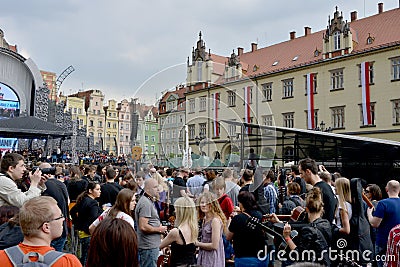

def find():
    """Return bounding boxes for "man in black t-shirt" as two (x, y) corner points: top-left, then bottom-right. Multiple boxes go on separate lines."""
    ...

(172, 168), (188, 203)
(40, 162), (70, 252)
(299, 158), (337, 223)
(98, 167), (123, 208)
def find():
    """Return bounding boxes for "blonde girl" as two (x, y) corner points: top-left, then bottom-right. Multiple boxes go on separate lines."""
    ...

(195, 191), (225, 267)
(160, 196), (198, 266)
(334, 177), (352, 235)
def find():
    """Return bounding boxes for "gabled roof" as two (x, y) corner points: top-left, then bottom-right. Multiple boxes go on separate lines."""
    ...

(212, 7), (400, 81)
(0, 116), (71, 138)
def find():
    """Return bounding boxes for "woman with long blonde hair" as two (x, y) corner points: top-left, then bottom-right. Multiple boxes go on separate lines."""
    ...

(334, 177), (352, 235)
(160, 196), (198, 266)
(195, 191), (225, 267)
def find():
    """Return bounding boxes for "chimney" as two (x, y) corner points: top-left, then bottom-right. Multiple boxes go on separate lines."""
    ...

(304, 27), (311, 36)
(378, 3), (383, 14)
(251, 43), (257, 52)
(350, 11), (357, 21)
(290, 31), (296, 40)
(237, 47), (243, 56)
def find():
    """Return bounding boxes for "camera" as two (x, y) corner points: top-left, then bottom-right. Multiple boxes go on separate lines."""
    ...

(31, 167), (56, 175)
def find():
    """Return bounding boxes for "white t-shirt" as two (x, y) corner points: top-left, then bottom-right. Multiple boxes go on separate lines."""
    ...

(92, 208), (135, 229)
(334, 200), (352, 228)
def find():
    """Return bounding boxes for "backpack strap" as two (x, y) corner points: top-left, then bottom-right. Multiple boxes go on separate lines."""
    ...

(43, 250), (65, 266)
(5, 245), (24, 266)
(5, 245), (65, 267)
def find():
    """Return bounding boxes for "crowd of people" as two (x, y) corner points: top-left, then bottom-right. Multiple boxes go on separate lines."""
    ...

(0, 151), (399, 267)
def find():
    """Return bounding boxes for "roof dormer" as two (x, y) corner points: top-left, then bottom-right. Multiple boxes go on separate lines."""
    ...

(322, 6), (353, 59)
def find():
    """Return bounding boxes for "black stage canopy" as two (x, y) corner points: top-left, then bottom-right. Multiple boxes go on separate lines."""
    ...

(222, 120), (400, 185)
(0, 116), (71, 139)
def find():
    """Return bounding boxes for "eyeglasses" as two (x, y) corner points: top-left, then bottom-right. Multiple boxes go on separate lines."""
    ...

(364, 190), (370, 193)
(38, 214), (64, 229)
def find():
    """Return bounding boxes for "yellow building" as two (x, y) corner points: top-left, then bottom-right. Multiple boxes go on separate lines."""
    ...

(184, 4), (400, 162)
(61, 96), (86, 129)
(104, 99), (119, 155)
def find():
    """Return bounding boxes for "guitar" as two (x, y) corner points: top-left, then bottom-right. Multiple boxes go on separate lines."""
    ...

(246, 216), (298, 251)
(262, 206), (306, 223)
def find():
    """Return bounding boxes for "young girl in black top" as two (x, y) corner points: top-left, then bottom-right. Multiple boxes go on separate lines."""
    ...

(160, 196), (198, 267)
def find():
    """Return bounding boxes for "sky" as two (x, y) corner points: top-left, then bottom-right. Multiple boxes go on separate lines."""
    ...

(1, 0), (399, 106)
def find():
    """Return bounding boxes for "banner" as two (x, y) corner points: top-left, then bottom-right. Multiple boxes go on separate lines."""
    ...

(244, 86), (251, 134)
(307, 73), (315, 129)
(213, 93), (219, 137)
(361, 62), (372, 125)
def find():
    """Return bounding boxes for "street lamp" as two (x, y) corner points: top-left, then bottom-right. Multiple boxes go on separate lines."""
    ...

(320, 121), (325, 131)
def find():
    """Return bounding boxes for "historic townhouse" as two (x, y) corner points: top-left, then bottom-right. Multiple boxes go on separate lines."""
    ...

(117, 99), (132, 155)
(158, 86), (186, 165)
(104, 99), (119, 155)
(184, 4), (400, 162)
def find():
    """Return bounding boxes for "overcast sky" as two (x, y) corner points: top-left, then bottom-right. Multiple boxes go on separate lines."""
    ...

(1, 0), (398, 106)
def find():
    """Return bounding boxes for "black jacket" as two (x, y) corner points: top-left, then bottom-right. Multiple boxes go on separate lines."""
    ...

(70, 196), (102, 235)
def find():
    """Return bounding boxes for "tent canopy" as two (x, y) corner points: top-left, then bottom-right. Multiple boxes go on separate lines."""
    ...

(0, 116), (72, 139)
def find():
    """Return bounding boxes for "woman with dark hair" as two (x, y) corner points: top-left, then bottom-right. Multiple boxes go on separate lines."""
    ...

(271, 187), (332, 266)
(226, 191), (268, 267)
(87, 217), (138, 267)
(65, 165), (88, 202)
(89, 188), (137, 233)
(70, 181), (102, 266)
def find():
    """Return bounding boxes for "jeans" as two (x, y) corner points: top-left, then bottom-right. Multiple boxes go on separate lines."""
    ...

(235, 256), (269, 267)
(80, 237), (91, 266)
(51, 236), (67, 252)
(138, 248), (159, 267)
(375, 244), (386, 267)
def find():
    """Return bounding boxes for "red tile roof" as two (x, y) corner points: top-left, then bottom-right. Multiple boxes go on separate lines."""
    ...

(207, 7), (400, 83)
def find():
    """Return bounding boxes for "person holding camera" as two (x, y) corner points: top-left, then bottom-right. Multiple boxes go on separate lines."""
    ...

(0, 153), (46, 208)
(40, 162), (70, 252)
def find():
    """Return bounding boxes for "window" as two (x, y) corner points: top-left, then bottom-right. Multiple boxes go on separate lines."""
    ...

(391, 57), (400, 81)
(330, 69), (344, 90)
(167, 101), (176, 111)
(393, 100), (400, 124)
(262, 115), (273, 134)
(151, 125), (156, 131)
(89, 120), (94, 127)
(333, 31), (341, 50)
(120, 122), (124, 130)
(73, 108), (76, 114)
(121, 114), (124, 119)
(98, 121), (103, 127)
(113, 123), (116, 129)
(89, 132), (94, 137)
(107, 122), (111, 128)
(79, 119), (83, 125)
(197, 61), (203, 81)
(262, 115), (273, 126)
(189, 99), (195, 113)
(283, 113), (294, 128)
(199, 123), (207, 137)
(97, 110), (100, 115)
(304, 74), (318, 94)
(199, 96), (207, 111)
(228, 91), (236, 106)
(331, 106), (345, 129)
(171, 115), (176, 124)
(188, 124), (195, 139)
(145, 135), (149, 141)
(282, 79), (294, 98)
(179, 115), (183, 123)
(262, 83), (272, 101)
(359, 103), (375, 126)
(151, 145), (155, 152)
(95, 101), (99, 106)
(161, 131), (164, 140)
(98, 133), (102, 138)
(145, 125), (149, 131)
(228, 123), (236, 137)
(359, 63), (374, 85)
(166, 130), (170, 139)
(151, 135), (155, 142)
